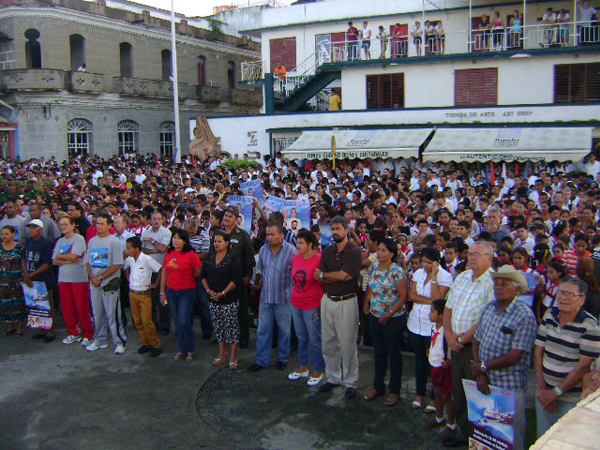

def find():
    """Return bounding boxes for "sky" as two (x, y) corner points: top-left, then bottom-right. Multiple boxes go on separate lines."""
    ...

(134, 0), (295, 18)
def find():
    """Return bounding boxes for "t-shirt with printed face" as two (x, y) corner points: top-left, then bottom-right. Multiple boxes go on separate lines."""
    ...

(291, 252), (323, 310)
(52, 234), (88, 283)
(24, 236), (56, 289)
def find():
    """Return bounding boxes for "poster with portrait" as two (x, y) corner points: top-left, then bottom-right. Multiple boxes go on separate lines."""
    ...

(515, 272), (538, 308)
(320, 224), (333, 248)
(264, 197), (310, 236)
(22, 281), (53, 330)
(228, 195), (253, 234)
(241, 179), (263, 205)
(463, 379), (515, 450)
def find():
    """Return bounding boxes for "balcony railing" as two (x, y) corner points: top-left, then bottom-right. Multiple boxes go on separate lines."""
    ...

(241, 60), (263, 82)
(1, 69), (66, 90)
(67, 71), (105, 93)
(112, 77), (192, 98)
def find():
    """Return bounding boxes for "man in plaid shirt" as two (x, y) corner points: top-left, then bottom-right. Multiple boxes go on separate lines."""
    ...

(471, 265), (538, 450)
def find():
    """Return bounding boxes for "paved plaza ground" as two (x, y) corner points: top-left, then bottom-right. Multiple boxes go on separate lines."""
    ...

(0, 315), (537, 450)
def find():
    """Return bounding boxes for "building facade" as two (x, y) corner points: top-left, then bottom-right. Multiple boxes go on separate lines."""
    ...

(0, 0), (262, 161)
(205, 0), (599, 164)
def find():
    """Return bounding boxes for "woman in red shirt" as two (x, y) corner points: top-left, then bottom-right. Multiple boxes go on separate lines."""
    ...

(160, 228), (201, 360)
(288, 229), (325, 386)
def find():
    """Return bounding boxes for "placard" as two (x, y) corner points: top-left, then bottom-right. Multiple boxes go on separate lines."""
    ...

(22, 281), (53, 330)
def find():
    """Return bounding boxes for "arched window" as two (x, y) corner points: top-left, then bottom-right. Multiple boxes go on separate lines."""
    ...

(197, 55), (206, 86)
(161, 49), (172, 81)
(67, 119), (92, 159)
(227, 61), (236, 89)
(24, 29), (42, 69)
(119, 42), (133, 78)
(117, 120), (139, 155)
(70, 34), (86, 71)
(159, 121), (175, 157)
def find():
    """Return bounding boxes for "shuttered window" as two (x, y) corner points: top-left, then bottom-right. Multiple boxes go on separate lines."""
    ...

(270, 37), (296, 72)
(366, 73), (404, 109)
(454, 68), (498, 106)
(554, 63), (600, 103)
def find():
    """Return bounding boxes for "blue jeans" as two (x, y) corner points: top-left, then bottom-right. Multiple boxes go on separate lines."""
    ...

(166, 287), (196, 354)
(255, 302), (291, 367)
(195, 280), (214, 336)
(291, 306), (325, 372)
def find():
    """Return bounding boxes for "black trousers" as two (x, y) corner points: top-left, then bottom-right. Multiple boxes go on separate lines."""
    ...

(409, 331), (431, 397)
(369, 314), (405, 394)
(151, 272), (171, 332)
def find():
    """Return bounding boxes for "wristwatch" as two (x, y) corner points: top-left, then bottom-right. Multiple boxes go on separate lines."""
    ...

(481, 361), (488, 373)
(319, 272), (325, 281)
(457, 336), (464, 345)
(554, 386), (563, 396)
(99, 275), (104, 281)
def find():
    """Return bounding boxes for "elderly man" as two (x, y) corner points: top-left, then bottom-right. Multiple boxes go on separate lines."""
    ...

(442, 241), (495, 447)
(471, 265), (538, 450)
(314, 215), (363, 399)
(534, 276), (600, 437)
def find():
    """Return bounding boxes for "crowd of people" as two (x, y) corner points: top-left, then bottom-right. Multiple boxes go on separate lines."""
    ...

(1, 150), (600, 448)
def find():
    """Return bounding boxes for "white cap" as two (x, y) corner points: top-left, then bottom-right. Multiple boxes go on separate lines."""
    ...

(27, 219), (44, 229)
(184, 188), (196, 194)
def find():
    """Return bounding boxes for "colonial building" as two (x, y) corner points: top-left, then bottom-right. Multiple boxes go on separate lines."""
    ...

(0, 0), (262, 160)
(205, 0), (599, 165)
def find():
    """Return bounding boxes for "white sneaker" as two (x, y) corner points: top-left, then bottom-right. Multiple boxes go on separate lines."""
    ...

(114, 344), (126, 355)
(81, 338), (93, 347)
(86, 341), (108, 352)
(62, 335), (82, 345)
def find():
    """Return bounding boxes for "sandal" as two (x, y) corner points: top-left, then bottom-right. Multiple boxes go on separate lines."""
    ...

(364, 389), (385, 401)
(186, 352), (195, 361)
(412, 397), (424, 409)
(174, 352), (185, 360)
(425, 402), (437, 414)
(385, 393), (400, 407)
(14, 332), (23, 338)
(2, 328), (16, 337)
(229, 360), (239, 370)
(212, 354), (228, 366)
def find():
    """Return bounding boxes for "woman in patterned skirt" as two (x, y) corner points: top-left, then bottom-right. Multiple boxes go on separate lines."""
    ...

(0, 225), (26, 337)
(200, 230), (242, 370)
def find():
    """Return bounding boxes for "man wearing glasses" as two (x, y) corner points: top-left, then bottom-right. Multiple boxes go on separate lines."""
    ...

(442, 241), (495, 447)
(534, 276), (600, 437)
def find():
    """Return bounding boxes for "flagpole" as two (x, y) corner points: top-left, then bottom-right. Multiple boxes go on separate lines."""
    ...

(170, 0), (182, 164)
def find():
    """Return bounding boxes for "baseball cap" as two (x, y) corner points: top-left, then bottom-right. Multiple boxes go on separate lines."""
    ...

(27, 219), (44, 229)
(224, 205), (240, 217)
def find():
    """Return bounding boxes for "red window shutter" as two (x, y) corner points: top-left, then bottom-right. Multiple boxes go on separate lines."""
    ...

(366, 73), (404, 109)
(454, 68), (497, 106)
(366, 75), (379, 109)
(269, 37), (296, 73)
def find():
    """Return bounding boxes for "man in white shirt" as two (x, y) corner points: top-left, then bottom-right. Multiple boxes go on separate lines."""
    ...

(124, 236), (163, 357)
(361, 21), (372, 60)
(141, 211), (172, 334)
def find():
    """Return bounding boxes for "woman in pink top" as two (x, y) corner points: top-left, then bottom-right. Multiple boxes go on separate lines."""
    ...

(288, 229), (325, 386)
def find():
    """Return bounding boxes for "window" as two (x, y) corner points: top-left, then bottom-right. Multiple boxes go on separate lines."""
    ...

(117, 120), (139, 155)
(70, 34), (86, 71)
(161, 49), (172, 81)
(454, 68), (498, 106)
(197, 55), (206, 85)
(269, 37), (296, 72)
(554, 63), (600, 103)
(67, 119), (92, 159)
(227, 61), (236, 89)
(366, 73), (405, 109)
(120, 42), (133, 78)
(24, 29), (41, 69)
(159, 121), (175, 157)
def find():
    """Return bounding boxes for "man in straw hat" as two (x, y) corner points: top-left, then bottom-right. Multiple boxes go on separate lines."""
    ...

(470, 265), (538, 450)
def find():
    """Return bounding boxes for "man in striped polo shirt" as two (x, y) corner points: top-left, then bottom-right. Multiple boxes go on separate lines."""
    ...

(534, 276), (600, 437)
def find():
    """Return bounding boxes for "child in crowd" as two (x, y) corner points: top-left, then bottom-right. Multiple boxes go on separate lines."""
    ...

(535, 261), (567, 323)
(123, 236), (163, 356)
(425, 299), (456, 438)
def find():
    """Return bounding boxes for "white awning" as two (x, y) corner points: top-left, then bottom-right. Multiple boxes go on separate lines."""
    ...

(282, 128), (433, 160)
(423, 127), (593, 163)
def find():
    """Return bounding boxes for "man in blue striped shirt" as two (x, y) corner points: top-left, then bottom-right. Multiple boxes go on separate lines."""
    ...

(534, 276), (600, 438)
(471, 265), (538, 450)
(247, 222), (297, 372)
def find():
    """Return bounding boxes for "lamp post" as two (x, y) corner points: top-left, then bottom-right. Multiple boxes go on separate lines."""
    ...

(170, 0), (182, 164)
